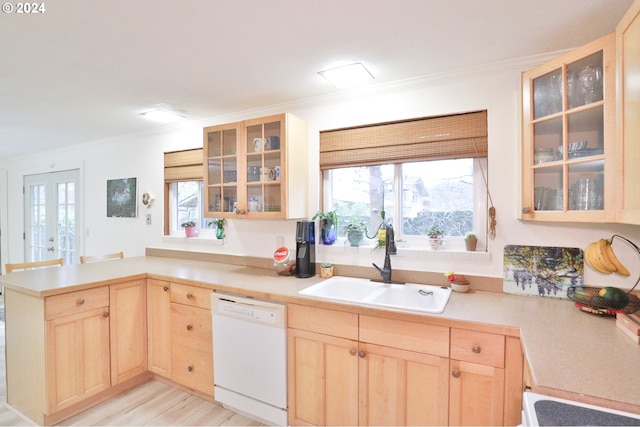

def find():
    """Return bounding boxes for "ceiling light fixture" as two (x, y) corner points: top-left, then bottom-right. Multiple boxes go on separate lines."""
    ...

(318, 62), (375, 88)
(140, 109), (186, 123)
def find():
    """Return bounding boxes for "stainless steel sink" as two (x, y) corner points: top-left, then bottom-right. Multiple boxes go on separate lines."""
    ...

(299, 276), (452, 314)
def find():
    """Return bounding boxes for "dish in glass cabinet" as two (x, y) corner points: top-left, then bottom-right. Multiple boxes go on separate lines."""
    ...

(568, 148), (603, 159)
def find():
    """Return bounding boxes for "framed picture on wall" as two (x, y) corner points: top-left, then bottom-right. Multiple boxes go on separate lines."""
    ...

(107, 177), (137, 218)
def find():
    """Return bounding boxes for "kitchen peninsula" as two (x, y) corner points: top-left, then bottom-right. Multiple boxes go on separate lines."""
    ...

(1, 255), (639, 425)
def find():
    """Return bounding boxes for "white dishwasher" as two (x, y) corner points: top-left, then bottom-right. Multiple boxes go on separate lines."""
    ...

(211, 292), (287, 426)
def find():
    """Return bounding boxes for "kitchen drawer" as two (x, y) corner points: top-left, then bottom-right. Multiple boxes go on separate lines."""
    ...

(451, 328), (505, 368)
(359, 314), (449, 357)
(171, 344), (213, 396)
(170, 282), (211, 309)
(45, 286), (109, 320)
(288, 303), (358, 340)
(170, 303), (212, 353)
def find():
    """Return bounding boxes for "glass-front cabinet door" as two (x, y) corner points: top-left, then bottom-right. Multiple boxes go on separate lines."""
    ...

(521, 33), (616, 222)
(205, 124), (239, 216)
(245, 116), (283, 216)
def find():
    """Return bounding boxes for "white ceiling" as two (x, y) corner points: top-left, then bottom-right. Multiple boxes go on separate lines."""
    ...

(0, 0), (634, 159)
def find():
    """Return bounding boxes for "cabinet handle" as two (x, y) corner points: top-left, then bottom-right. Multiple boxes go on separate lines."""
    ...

(349, 349), (357, 356)
(186, 293), (193, 299)
(235, 208), (246, 215)
(452, 369), (460, 378)
(187, 365), (193, 372)
(472, 344), (482, 354)
(522, 206), (531, 214)
(77, 298), (85, 305)
(186, 324), (193, 331)
(358, 350), (366, 358)
(103, 311), (109, 318)
(163, 286), (169, 292)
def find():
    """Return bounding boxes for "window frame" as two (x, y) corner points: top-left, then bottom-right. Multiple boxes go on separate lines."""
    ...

(321, 158), (488, 250)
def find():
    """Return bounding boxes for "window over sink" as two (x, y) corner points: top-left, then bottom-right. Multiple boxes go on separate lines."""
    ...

(319, 111), (489, 248)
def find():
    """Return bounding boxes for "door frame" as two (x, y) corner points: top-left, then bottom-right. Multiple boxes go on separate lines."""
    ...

(23, 169), (82, 265)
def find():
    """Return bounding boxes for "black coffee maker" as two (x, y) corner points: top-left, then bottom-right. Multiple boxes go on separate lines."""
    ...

(295, 220), (316, 278)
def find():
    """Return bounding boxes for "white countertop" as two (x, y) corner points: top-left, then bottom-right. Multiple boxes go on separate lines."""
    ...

(1, 256), (638, 413)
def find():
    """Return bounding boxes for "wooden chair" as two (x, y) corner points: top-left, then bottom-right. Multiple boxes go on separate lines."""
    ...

(80, 251), (124, 264)
(5, 258), (64, 273)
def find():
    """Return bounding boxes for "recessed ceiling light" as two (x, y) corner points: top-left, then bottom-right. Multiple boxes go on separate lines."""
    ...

(140, 109), (186, 123)
(318, 62), (375, 88)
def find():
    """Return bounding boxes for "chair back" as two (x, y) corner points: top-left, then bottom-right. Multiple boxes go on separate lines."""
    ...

(80, 251), (124, 264)
(6, 258), (64, 273)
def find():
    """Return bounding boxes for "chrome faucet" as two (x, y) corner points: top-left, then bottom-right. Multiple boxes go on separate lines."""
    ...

(372, 223), (404, 284)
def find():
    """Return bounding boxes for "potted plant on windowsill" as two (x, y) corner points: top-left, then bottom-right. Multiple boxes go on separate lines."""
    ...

(465, 232), (478, 251)
(181, 221), (197, 238)
(312, 210), (338, 245)
(344, 219), (366, 247)
(320, 263), (334, 278)
(427, 226), (445, 250)
(208, 218), (225, 239)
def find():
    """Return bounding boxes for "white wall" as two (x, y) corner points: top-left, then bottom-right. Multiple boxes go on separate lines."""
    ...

(2, 61), (639, 289)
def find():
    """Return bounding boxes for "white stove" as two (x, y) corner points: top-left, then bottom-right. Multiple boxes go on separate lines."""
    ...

(522, 392), (640, 426)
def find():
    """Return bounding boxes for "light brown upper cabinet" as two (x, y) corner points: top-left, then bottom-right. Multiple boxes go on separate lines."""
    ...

(521, 33), (616, 222)
(521, 0), (640, 225)
(617, 0), (640, 224)
(203, 113), (309, 219)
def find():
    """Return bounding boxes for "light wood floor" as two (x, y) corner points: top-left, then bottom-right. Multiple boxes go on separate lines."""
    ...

(0, 296), (264, 426)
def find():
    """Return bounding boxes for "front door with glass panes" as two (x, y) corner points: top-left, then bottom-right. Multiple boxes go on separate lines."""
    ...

(23, 169), (80, 265)
(522, 34), (615, 222)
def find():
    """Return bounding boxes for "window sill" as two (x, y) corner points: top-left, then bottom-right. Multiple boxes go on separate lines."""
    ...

(317, 243), (491, 263)
(163, 234), (225, 245)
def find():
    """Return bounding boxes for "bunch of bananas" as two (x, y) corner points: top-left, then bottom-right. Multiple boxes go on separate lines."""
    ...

(584, 239), (631, 276)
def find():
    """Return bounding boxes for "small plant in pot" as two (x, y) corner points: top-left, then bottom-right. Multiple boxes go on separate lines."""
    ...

(344, 219), (366, 247)
(465, 232), (478, 251)
(181, 221), (197, 238)
(320, 262), (334, 278)
(427, 226), (445, 249)
(312, 210), (338, 245)
(208, 218), (225, 239)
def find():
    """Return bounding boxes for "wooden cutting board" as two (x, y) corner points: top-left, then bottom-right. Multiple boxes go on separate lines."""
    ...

(616, 312), (640, 343)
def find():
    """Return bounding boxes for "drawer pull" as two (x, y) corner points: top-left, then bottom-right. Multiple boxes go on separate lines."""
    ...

(358, 350), (366, 358)
(349, 349), (357, 356)
(186, 293), (193, 299)
(472, 344), (482, 354)
(163, 286), (169, 292)
(186, 324), (193, 331)
(103, 312), (109, 318)
(187, 365), (193, 372)
(452, 369), (461, 378)
(77, 298), (85, 305)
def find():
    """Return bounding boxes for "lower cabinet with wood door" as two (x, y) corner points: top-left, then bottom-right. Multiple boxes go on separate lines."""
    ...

(45, 287), (111, 414)
(4, 279), (151, 426)
(288, 305), (360, 425)
(147, 279), (172, 377)
(287, 304), (523, 426)
(109, 279), (148, 385)
(449, 328), (524, 426)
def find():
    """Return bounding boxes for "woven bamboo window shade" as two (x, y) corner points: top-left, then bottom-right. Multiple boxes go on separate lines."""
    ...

(164, 148), (203, 181)
(319, 110), (487, 169)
